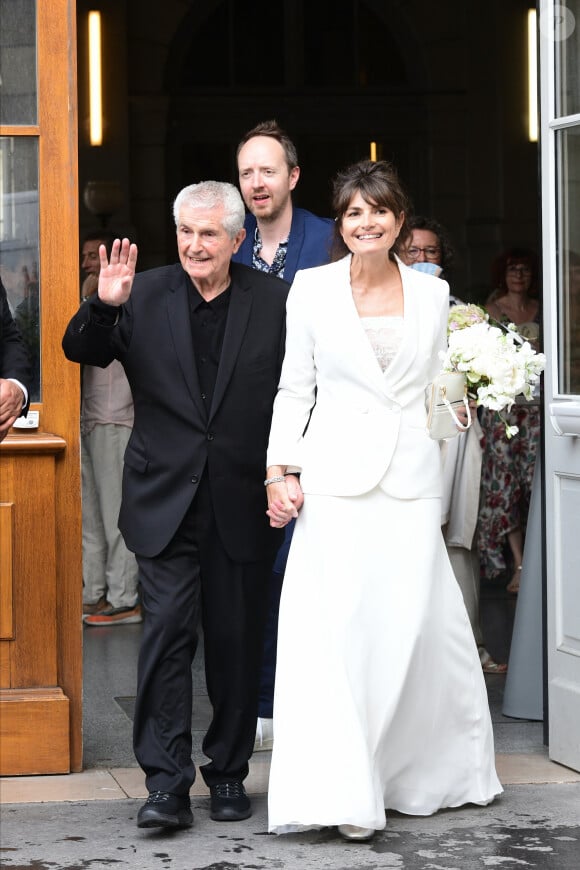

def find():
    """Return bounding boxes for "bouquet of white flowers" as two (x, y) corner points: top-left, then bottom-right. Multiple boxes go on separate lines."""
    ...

(440, 304), (546, 438)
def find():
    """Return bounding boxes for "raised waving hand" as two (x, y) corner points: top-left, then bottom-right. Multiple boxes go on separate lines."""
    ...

(98, 238), (138, 306)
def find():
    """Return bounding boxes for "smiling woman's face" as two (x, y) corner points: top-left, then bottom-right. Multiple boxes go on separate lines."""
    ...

(339, 190), (403, 258)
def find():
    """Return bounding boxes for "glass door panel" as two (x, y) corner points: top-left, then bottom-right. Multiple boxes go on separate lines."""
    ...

(0, 136), (40, 400)
(554, 1), (580, 117)
(556, 125), (580, 394)
(0, 0), (37, 125)
(541, 0), (580, 772)
(0, 0), (40, 400)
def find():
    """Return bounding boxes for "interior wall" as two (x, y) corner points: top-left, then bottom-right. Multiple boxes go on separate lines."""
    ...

(76, 0), (540, 303)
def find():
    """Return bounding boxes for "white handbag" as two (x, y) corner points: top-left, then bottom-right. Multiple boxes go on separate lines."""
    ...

(426, 371), (472, 440)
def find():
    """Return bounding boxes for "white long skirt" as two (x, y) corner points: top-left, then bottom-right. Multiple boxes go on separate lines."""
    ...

(268, 487), (503, 833)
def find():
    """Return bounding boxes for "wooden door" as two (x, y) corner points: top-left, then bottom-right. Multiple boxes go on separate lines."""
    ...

(0, 0), (82, 774)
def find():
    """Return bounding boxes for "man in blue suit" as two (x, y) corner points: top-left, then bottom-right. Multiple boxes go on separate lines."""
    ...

(234, 121), (334, 751)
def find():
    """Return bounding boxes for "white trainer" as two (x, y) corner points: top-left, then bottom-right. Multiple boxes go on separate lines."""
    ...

(253, 717), (274, 752)
(338, 824), (375, 841)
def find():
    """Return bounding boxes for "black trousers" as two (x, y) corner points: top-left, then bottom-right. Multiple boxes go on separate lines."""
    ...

(133, 474), (273, 795)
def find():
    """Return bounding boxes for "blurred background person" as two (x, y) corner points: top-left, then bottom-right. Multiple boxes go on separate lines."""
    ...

(0, 277), (30, 441)
(402, 218), (506, 673)
(13, 263), (40, 401)
(404, 215), (459, 295)
(80, 231), (141, 626)
(478, 247), (541, 595)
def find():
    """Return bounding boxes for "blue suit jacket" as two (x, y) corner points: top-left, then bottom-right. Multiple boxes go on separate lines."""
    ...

(233, 207), (334, 284)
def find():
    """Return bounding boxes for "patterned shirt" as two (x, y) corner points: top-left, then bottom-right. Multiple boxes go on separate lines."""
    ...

(252, 226), (288, 279)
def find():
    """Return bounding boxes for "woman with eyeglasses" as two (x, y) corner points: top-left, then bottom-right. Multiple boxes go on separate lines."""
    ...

(404, 215), (454, 275)
(402, 219), (507, 674)
(479, 247), (541, 595)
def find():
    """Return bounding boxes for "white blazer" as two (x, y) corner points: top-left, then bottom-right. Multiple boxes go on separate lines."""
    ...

(266, 254), (449, 500)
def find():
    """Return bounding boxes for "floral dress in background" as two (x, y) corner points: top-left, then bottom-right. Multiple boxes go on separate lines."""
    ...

(477, 317), (541, 579)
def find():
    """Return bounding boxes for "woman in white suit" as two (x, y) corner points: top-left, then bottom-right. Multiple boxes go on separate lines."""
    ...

(264, 160), (502, 841)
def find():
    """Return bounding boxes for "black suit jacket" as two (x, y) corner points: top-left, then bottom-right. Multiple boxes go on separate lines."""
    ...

(62, 262), (287, 561)
(0, 279), (31, 414)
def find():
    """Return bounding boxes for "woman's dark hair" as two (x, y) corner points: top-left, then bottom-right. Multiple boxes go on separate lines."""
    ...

(330, 159), (411, 261)
(491, 246), (539, 297)
(407, 215), (455, 276)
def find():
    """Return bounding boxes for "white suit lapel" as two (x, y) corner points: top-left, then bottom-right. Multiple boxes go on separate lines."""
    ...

(336, 255), (422, 399)
(334, 256), (393, 394)
(382, 259), (420, 391)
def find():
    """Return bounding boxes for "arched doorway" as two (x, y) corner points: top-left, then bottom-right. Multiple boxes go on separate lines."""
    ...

(163, 0), (428, 248)
(76, 0), (546, 770)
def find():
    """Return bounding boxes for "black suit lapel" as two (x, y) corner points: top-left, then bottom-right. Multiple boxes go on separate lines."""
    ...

(166, 267), (207, 420)
(208, 273), (252, 422)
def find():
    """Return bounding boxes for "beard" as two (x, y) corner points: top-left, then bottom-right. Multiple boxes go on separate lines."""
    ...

(250, 192), (290, 224)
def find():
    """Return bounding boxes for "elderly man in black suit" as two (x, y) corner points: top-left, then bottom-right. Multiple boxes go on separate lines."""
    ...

(63, 181), (296, 830)
(0, 279), (30, 441)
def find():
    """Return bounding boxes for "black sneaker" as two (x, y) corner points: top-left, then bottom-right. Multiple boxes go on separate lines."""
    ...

(137, 791), (193, 828)
(209, 781), (251, 821)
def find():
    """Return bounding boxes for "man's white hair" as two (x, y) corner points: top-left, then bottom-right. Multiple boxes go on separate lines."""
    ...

(173, 181), (245, 239)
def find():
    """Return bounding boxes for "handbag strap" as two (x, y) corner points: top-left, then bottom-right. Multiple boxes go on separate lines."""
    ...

(441, 389), (472, 432)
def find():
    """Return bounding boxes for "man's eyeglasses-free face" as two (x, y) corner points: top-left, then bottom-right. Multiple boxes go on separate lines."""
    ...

(406, 246), (441, 261)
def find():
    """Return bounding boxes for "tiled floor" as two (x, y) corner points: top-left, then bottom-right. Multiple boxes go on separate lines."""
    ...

(2, 584), (580, 870)
(1, 750), (578, 805)
(2, 579), (579, 806)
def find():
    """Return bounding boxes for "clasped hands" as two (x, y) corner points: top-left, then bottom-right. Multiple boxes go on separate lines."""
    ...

(266, 473), (304, 528)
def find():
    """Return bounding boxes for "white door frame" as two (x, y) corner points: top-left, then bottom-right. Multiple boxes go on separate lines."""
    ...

(539, 0), (580, 772)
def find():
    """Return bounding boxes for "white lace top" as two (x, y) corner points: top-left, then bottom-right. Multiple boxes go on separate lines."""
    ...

(360, 315), (404, 373)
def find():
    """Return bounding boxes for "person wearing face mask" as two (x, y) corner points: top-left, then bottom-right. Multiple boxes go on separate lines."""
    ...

(478, 248), (541, 595)
(264, 161), (501, 841)
(403, 216), (452, 278)
(402, 217), (507, 674)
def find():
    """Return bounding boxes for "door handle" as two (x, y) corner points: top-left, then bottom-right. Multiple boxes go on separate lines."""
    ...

(549, 401), (580, 437)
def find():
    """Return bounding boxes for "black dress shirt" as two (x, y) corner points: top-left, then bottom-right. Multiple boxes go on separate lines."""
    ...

(188, 282), (231, 414)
